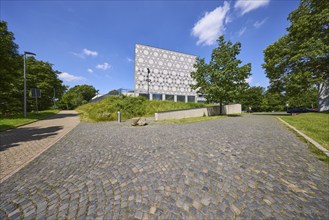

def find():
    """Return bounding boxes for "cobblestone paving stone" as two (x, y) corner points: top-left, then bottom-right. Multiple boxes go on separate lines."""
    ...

(0, 111), (79, 181)
(0, 115), (328, 219)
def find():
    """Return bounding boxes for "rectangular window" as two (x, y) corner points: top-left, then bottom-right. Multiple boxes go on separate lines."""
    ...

(188, 96), (195, 103)
(165, 95), (174, 101)
(177, 95), (185, 102)
(153, 94), (162, 100)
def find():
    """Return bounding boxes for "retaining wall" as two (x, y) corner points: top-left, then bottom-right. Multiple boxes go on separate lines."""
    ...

(155, 104), (241, 120)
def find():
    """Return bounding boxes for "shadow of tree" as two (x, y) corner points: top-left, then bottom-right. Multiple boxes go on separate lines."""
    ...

(0, 126), (63, 151)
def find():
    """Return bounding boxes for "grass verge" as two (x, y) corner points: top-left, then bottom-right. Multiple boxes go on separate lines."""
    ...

(159, 115), (227, 124)
(0, 110), (60, 132)
(277, 113), (329, 164)
(278, 112), (329, 150)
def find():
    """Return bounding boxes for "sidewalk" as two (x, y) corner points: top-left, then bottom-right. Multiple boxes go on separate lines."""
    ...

(0, 110), (80, 182)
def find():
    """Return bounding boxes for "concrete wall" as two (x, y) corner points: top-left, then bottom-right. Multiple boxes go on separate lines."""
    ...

(222, 104), (242, 115)
(155, 104), (241, 120)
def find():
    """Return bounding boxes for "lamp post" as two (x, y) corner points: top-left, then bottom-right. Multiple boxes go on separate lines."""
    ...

(24, 51), (36, 118)
(146, 68), (151, 99)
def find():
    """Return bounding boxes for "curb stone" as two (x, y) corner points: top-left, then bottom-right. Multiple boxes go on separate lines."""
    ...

(277, 117), (329, 157)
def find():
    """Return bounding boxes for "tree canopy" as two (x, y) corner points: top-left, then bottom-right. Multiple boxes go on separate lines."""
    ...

(59, 85), (97, 109)
(191, 35), (251, 112)
(263, 0), (329, 107)
(0, 21), (67, 114)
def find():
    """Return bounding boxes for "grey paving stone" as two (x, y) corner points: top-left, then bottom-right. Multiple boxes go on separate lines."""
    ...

(0, 115), (328, 219)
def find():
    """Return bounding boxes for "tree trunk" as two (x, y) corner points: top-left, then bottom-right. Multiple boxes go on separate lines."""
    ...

(219, 100), (223, 115)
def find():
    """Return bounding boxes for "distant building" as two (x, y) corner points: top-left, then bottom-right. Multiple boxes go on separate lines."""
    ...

(319, 82), (329, 112)
(134, 44), (200, 103)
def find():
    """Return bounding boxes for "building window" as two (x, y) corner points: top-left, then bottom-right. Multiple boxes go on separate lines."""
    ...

(177, 95), (185, 102)
(188, 96), (195, 103)
(165, 95), (174, 101)
(153, 94), (162, 100)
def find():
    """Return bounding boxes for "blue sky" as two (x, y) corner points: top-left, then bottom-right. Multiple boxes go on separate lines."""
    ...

(1, 0), (299, 95)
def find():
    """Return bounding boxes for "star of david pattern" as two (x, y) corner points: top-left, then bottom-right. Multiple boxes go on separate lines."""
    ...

(134, 44), (197, 96)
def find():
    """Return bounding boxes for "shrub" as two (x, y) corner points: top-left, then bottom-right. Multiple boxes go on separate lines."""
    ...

(77, 96), (206, 122)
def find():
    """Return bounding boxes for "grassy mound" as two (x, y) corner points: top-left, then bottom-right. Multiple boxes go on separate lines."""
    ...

(77, 96), (205, 122)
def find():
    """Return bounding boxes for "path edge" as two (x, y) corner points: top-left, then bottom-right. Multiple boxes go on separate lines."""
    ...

(0, 113), (80, 183)
(277, 117), (329, 157)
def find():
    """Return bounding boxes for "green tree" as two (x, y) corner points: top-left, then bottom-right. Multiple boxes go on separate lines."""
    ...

(60, 84), (97, 109)
(262, 90), (286, 112)
(25, 58), (66, 111)
(0, 21), (22, 114)
(108, 89), (120, 96)
(239, 86), (265, 112)
(263, 0), (329, 107)
(191, 36), (251, 113)
(0, 21), (66, 114)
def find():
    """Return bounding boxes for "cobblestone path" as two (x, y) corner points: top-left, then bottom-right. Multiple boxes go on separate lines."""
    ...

(0, 115), (328, 219)
(0, 111), (79, 182)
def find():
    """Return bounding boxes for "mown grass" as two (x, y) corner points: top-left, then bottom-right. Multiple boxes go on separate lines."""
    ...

(279, 112), (329, 150)
(0, 110), (60, 132)
(159, 115), (227, 124)
(77, 96), (206, 122)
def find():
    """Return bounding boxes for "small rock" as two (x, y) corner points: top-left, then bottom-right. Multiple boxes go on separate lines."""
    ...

(137, 117), (147, 126)
(131, 117), (141, 126)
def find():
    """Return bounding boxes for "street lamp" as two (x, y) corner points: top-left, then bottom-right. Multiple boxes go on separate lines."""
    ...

(146, 68), (151, 99)
(24, 51), (36, 117)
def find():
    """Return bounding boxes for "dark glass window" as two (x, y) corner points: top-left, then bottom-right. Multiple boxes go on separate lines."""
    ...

(188, 96), (195, 103)
(177, 95), (185, 102)
(153, 94), (162, 100)
(165, 95), (174, 101)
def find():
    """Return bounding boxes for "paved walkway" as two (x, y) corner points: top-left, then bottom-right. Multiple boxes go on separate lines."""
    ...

(0, 115), (328, 219)
(0, 110), (80, 182)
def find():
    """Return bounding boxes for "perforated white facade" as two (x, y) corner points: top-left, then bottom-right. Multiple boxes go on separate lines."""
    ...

(134, 44), (197, 102)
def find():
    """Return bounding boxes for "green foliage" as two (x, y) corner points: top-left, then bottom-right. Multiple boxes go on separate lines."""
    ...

(238, 86), (265, 111)
(77, 96), (205, 122)
(279, 112), (329, 151)
(25, 58), (66, 111)
(0, 21), (66, 114)
(0, 21), (22, 114)
(108, 89), (120, 95)
(0, 109), (59, 131)
(191, 36), (251, 112)
(263, 0), (329, 107)
(59, 84), (97, 109)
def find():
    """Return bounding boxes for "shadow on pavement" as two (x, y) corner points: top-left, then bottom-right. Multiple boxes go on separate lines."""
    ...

(0, 126), (63, 151)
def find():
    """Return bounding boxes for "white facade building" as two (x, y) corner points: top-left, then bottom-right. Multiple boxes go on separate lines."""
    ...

(134, 44), (198, 102)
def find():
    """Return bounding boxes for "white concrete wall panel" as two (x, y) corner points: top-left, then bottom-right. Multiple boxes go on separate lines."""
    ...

(134, 44), (197, 96)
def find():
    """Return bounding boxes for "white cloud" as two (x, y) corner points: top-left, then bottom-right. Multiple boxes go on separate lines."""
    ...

(87, 68), (93, 73)
(72, 48), (98, 58)
(127, 57), (133, 62)
(253, 18), (268, 28)
(82, 48), (98, 57)
(235, 0), (270, 15)
(59, 72), (85, 82)
(96, 62), (111, 70)
(192, 1), (230, 46)
(246, 76), (253, 84)
(238, 27), (247, 36)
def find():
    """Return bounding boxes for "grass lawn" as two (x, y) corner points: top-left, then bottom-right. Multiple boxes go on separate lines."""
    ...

(0, 110), (60, 132)
(279, 112), (329, 150)
(159, 115), (228, 124)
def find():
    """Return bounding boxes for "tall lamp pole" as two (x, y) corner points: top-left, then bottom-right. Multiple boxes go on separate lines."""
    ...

(24, 51), (36, 118)
(146, 68), (151, 99)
